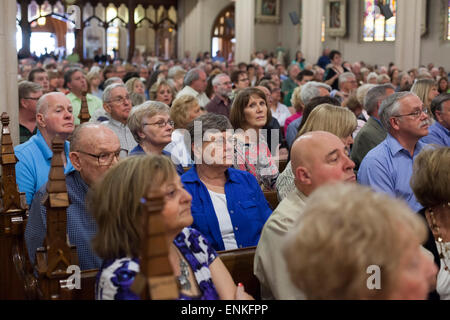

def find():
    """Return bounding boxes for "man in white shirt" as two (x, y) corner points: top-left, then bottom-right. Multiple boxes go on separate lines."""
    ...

(100, 83), (137, 154)
(176, 68), (210, 108)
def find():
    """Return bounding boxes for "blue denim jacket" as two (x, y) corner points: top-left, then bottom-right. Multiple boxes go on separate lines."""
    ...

(182, 166), (272, 251)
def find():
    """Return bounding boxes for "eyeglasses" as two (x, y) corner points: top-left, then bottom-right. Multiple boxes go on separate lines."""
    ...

(393, 108), (428, 119)
(108, 95), (131, 104)
(143, 119), (175, 128)
(76, 149), (127, 166)
(23, 97), (41, 101)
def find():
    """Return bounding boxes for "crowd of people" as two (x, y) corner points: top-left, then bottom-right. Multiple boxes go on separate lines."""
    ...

(15, 47), (450, 300)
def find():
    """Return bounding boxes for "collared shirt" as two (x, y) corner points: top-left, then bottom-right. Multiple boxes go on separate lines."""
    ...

(176, 86), (210, 108)
(100, 118), (137, 154)
(358, 134), (425, 212)
(129, 144), (185, 176)
(164, 129), (193, 167)
(181, 166), (272, 251)
(25, 170), (102, 271)
(286, 115), (303, 148)
(19, 124), (37, 144)
(281, 78), (297, 106)
(66, 92), (103, 125)
(205, 95), (231, 118)
(271, 102), (292, 127)
(420, 121), (450, 146)
(254, 188), (307, 300)
(14, 129), (74, 205)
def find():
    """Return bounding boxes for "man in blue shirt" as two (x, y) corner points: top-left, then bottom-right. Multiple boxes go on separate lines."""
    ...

(358, 92), (432, 212)
(15, 92), (75, 205)
(421, 93), (450, 146)
(25, 123), (121, 270)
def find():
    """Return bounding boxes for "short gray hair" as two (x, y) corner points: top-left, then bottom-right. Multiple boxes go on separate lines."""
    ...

(212, 73), (229, 86)
(300, 81), (331, 106)
(184, 68), (203, 86)
(338, 72), (356, 86)
(36, 92), (66, 115)
(103, 77), (123, 89)
(379, 92), (416, 131)
(103, 83), (127, 102)
(367, 72), (378, 82)
(430, 93), (450, 118)
(364, 84), (395, 115)
(127, 101), (170, 144)
(186, 113), (233, 147)
(356, 84), (377, 105)
(18, 81), (42, 100)
(168, 65), (186, 79)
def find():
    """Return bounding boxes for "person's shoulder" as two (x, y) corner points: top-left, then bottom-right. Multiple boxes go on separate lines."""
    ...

(14, 136), (40, 158)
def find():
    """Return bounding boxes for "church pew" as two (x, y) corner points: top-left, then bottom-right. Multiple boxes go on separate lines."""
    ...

(263, 190), (279, 211)
(217, 246), (260, 300)
(278, 159), (288, 174)
(0, 112), (38, 299)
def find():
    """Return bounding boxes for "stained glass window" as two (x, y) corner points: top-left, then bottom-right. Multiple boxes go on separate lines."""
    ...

(447, 0), (450, 40)
(363, 0), (397, 42)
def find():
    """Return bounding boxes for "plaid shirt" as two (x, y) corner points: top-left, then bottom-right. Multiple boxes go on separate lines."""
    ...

(25, 170), (101, 271)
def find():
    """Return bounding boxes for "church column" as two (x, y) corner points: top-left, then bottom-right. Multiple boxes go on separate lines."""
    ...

(0, 0), (19, 145)
(395, 0), (422, 71)
(300, 0), (324, 66)
(234, 0), (255, 63)
(19, 0), (31, 57)
(127, 0), (136, 63)
(177, 0), (203, 60)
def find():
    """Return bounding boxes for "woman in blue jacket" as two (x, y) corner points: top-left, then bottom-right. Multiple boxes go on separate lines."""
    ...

(182, 113), (272, 251)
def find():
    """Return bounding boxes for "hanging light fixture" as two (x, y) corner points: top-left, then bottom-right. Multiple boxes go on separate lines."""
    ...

(37, 17), (46, 26)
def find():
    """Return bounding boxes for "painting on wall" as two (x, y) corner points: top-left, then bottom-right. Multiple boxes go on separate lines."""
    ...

(255, 0), (280, 24)
(325, 0), (347, 37)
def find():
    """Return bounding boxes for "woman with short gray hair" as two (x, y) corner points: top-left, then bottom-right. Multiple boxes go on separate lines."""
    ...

(181, 113), (272, 252)
(127, 100), (183, 175)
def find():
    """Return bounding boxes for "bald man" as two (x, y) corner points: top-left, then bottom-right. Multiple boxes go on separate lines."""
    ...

(254, 131), (356, 300)
(25, 123), (121, 270)
(15, 92), (75, 205)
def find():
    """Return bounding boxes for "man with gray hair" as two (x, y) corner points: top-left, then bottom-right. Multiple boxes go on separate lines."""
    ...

(351, 84), (395, 171)
(15, 92), (75, 205)
(281, 64), (300, 106)
(100, 83), (137, 154)
(167, 65), (186, 92)
(176, 68), (210, 107)
(18, 81), (43, 143)
(421, 93), (450, 146)
(358, 92), (431, 212)
(25, 123), (121, 270)
(205, 73), (233, 118)
(331, 72), (357, 104)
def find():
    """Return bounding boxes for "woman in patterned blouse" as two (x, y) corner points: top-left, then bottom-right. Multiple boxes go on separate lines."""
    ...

(89, 155), (253, 300)
(230, 87), (279, 190)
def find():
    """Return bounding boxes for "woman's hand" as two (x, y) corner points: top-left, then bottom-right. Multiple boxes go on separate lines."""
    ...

(235, 283), (254, 300)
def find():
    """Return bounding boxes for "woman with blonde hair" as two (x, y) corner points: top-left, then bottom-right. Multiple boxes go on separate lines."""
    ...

(150, 79), (175, 106)
(410, 78), (439, 115)
(283, 85), (304, 136)
(411, 146), (450, 300)
(283, 183), (437, 299)
(276, 103), (357, 200)
(164, 95), (204, 166)
(92, 155), (253, 300)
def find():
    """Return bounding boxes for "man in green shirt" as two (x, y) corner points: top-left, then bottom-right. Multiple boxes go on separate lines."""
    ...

(281, 64), (300, 106)
(64, 68), (103, 125)
(18, 81), (42, 144)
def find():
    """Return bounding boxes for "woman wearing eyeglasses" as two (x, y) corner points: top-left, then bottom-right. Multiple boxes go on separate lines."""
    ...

(127, 101), (184, 175)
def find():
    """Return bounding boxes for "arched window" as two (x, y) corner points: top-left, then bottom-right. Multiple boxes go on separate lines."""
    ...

(211, 5), (235, 61)
(447, 0), (450, 40)
(363, 0), (397, 42)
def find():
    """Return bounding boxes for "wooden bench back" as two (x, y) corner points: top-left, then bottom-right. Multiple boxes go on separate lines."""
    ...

(218, 246), (260, 300)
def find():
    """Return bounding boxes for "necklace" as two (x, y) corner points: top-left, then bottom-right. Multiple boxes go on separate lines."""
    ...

(176, 250), (191, 291)
(428, 204), (450, 273)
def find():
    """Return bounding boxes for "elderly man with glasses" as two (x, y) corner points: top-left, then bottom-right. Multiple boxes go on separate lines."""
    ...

(25, 123), (121, 270)
(100, 83), (137, 155)
(358, 92), (432, 212)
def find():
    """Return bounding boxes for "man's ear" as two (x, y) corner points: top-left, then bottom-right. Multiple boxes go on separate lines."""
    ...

(103, 102), (111, 114)
(390, 117), (401, 131)
(69, 151), (82, 171)
(295, 166), (311, 185)
(36, 113), (46, 128)
(137, 129), (145, 140)
(434, 110), (442, 123)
